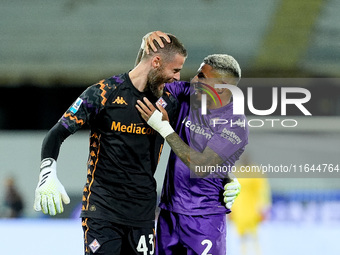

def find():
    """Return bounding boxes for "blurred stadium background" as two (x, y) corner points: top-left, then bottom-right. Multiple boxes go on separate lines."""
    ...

(1, 0), (340, 254)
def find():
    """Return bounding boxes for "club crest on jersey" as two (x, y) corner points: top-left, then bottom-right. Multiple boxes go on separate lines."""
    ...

(70, 98), (83, 114)
(112, 96), (128, 105)
(156, 97), (167, 108)
(89, 239), (101, 253)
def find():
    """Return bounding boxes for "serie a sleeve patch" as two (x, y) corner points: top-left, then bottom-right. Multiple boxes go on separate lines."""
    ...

(70, 98), (83, 114)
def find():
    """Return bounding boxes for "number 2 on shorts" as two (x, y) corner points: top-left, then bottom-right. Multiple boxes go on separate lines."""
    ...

(201, 239), (213, 255)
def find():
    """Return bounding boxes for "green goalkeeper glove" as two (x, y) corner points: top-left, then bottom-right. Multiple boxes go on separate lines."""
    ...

(33, 158), (70, 216)
(223, 178), (241, 209)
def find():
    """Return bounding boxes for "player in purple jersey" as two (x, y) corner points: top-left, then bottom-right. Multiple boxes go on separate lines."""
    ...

(137, 36), (248, 254)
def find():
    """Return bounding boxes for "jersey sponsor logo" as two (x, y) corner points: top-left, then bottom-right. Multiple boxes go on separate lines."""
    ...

(111, 121), (156, 135)
(112, 96), (128, 105)
(182, 117), (212, 140)
(89, 239), (101, 253)
(70, 98), (83, 114)
(156, 97), (167, 108)
(221, 128), (242, 144)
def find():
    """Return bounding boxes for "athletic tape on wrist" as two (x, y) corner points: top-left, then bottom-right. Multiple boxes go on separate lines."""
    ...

(147, 110), (174, 138)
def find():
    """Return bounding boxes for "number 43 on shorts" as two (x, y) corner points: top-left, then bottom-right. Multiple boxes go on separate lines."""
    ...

(136, 234), (154, 255)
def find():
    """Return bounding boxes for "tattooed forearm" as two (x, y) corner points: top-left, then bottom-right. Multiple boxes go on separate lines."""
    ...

(166, 133), (192, 165)
(166, 133), (224, 177)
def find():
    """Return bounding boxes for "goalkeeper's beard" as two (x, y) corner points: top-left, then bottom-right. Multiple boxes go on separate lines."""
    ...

(146, 67), (172, 98)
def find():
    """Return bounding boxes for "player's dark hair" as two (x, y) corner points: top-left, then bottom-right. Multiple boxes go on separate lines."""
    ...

(143, 34), (187, 62)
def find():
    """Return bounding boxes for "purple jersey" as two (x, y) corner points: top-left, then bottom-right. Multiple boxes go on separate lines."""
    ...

(160, 81), (249, 215)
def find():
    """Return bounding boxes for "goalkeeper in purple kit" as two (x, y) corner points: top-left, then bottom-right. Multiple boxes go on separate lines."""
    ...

(137, 32), (248, 255)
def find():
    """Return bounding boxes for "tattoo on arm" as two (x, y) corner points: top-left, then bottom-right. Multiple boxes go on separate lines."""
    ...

(166, 133), (224, 177)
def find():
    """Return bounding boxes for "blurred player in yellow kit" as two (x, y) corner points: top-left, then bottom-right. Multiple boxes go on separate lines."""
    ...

(230, 153), (272, 255)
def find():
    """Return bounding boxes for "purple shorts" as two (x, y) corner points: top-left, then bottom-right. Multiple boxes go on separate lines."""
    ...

(156, 209), (227, 255)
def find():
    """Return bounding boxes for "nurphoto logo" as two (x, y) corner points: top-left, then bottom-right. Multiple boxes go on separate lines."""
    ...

(196, 81), (312, 128)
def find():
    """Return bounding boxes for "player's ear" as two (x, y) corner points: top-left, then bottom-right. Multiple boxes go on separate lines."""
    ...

(151, 56), (161, 69)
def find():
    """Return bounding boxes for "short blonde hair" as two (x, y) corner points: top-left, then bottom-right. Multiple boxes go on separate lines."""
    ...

(203, 54), (241, 81)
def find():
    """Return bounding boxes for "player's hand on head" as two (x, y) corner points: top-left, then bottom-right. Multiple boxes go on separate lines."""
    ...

(223, 177), (241, 209)
(34, 158), (70, 216)
(142, 31), (171, 54)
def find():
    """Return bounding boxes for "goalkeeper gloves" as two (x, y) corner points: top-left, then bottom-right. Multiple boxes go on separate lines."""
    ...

(147, 110), (174, 138)
(33, 158), (70, 216)
(223, 178), (241, 209)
